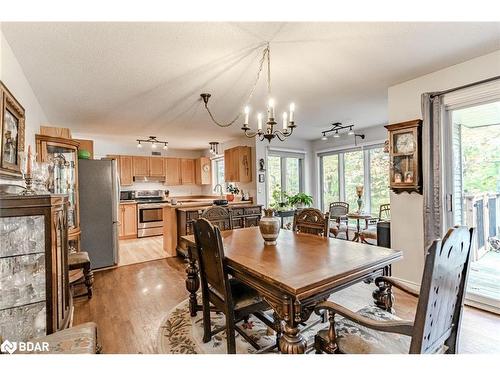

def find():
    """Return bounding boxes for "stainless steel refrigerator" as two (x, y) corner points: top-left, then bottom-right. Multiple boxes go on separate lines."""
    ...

(78, 159), (120, 269)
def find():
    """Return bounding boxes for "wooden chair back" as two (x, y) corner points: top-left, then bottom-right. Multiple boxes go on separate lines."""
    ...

(410, 226), (474, 354)
(201, 206), (233, 231)
(328, 201), (349, 220)
(378, 203), (390, 221)
(193, 218), (232, 303)
(293, 208), (328, 237)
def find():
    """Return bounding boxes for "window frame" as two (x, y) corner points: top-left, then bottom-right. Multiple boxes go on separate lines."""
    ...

(212, 156), (225, 191)
(318, 143), (388, 213)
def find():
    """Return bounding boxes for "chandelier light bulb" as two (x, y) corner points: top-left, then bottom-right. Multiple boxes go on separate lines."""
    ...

(257, 113), (263, 131)
(282, 112), (288, 130)
(244, 106), (250, 125)
(268, 98), (275, 119)
(289, 102), (295, 122)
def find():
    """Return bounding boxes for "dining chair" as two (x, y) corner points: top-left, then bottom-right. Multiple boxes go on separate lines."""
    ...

(359, 203), (390, 244)
(193, 218), (276, 354)
(314, 226), (474, 354)
(328, 202), (349, 239)
(293, 208), (329, 237)
(200, 206), (233, 231)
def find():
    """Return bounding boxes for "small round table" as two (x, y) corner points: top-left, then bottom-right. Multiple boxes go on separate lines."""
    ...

(347, 212), (373, 242)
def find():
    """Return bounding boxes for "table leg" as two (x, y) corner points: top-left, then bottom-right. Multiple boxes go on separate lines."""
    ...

(185, 246), (200, 317)
(351, 218), (361, 242)
(372, 267), (394, 313)
(278, 298), (307, 354)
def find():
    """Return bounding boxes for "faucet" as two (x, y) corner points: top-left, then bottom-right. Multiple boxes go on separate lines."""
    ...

(214, 184), (224, 198)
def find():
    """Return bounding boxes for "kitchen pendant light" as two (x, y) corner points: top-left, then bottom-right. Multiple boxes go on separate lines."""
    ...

(136, 136), (168, 150)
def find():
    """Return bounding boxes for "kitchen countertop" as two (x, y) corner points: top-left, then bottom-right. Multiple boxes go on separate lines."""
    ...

(172, 201), (258, 211)
(119, 200), (137, 205)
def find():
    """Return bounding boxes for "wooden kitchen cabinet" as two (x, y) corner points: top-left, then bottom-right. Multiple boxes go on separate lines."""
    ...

(224, 146), (252, 183)
(119, 202), (137, 239)
(133, 156), (150, 177)
(195, 157), (211, 185)
(181, 159), (195, 185)
(119, 156), (134, 185)
(165, 157), (182, 185)
(149, 157), (165, 177)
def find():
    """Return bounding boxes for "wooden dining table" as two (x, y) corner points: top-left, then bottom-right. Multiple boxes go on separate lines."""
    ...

(181, 226), (402, 354)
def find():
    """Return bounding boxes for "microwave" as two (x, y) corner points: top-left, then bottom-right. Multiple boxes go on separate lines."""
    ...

(120, 190), (134, 201)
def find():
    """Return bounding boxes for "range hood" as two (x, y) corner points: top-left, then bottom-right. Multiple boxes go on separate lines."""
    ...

(133, 176), (166, 182)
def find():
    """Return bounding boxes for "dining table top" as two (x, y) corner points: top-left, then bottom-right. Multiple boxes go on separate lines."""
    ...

(181, 226), (402, 297)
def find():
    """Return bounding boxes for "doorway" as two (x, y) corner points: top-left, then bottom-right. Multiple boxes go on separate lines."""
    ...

(445, 100), (500, 313)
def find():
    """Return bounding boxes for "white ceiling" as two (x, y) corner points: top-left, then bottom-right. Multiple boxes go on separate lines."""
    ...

(2, 22), (500, 149)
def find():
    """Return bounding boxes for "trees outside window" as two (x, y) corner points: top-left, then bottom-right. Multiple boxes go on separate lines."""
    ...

(321, 154), (339, 210)
(267, 153), (304, 208)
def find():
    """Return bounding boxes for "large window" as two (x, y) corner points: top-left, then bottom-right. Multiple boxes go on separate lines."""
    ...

(319, 145), (389, 214)
(267, 152), (304, 207)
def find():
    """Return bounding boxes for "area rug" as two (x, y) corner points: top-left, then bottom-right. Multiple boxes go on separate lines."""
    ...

(156, 295), (329, 354)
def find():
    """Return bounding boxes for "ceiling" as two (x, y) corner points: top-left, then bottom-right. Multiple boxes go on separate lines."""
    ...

(2, 22), (500, 149)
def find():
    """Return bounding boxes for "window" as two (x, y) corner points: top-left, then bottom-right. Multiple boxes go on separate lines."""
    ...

(344, 150), (365, 210)
(213, 157), (225, 189)
(321, 154), (339, 210)
(319, 145), (390, 214)
(369, 147), (390, 215)
(267, 152), (304, 207)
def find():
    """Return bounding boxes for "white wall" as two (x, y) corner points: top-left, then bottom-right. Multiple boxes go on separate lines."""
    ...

(72, 132), (206, 195)
(0, 29), (48, 184)
(388, 49), (500, 285)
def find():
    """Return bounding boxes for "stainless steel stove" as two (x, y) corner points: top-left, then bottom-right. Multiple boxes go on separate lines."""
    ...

(135, 190), (168, 237)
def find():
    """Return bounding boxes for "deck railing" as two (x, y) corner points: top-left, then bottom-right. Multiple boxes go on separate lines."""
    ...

(464, 193), (500, 260)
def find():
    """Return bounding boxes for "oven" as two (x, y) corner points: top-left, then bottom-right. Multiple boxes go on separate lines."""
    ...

(137, 203), (164, 237)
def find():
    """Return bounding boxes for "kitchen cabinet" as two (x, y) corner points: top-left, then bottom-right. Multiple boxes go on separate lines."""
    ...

(133, 156), (150, 177)
(224, 146), (252, 183)
(119, 202), (137, 240)
(149, 157), (165, 177)
(181, 159), (195, 185)
(119, 156), (134, 185)
(195, 157), (211, 185)
(165, 157), (182, 185)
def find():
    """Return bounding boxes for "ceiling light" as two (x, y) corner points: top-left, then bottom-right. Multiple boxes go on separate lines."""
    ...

(209, 141), (219, 155)
(200, 43), (297, 143)
(136, 136), (168, 150)
(348, 126), (355, 135)
(321, 135), (328, 141)
(333, 131), (340, 138)
(321, 122), (363, 140)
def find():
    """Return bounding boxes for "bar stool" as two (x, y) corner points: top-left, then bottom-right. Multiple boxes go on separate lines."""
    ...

(68, 251), (94, 299)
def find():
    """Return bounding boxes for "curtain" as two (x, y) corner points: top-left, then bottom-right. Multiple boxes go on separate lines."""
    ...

(421, 93), (446, 248)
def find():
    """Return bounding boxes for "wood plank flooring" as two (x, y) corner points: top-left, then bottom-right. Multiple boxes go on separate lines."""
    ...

(73, 257), (500, 354)
(118, 236), (166, 267)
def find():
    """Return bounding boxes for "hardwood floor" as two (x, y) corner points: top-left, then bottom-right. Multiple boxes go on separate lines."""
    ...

(73, 257), (500, 354)
(118, 236), (166, 267)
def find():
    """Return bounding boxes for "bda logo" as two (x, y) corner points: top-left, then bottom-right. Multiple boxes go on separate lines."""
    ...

(1, 339), (17, 354)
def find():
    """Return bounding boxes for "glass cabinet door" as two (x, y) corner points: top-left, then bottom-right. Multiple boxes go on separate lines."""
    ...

(44, 143), (78, 229)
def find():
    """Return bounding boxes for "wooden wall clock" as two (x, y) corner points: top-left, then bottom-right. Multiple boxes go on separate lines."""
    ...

(385, 119), (422, 194)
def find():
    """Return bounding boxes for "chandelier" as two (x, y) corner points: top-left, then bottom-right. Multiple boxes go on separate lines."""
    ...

(136, 136), (168, 150)
(200, 43), (297, 142)
(321, 122), (365, 143)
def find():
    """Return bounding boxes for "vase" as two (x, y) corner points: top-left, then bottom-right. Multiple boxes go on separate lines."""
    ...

(226, 194), (234, 202)
(259, 208), (281, 246)
(357, 196), (363, 213)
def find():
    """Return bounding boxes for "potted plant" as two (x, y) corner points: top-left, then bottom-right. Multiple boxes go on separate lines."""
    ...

(287, 193), (313, 208)
(226, 184), (240, 202)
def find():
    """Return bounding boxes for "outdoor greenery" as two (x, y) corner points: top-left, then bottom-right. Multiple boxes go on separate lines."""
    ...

(322, 154), (339, 209)
(344, 150), (365, 210)
(369, 147), (390, 214)
(287, 193), (313, 207)
(461, 125), (500, 194)
(267, 154), (302, 207)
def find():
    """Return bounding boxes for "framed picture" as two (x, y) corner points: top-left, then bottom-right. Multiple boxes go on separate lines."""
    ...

(258, 173), (265, 183)
(0, 81), (25, 178)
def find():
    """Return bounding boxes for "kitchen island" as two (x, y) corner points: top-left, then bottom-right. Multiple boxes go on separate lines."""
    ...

(162, 200), (262, 257)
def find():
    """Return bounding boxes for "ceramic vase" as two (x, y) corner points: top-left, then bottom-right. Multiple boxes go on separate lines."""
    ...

(259, 208), (280, 246)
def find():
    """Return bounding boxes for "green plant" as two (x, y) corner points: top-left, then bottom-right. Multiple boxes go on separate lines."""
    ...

(226, 184), (240, 195)
(287, 192), (313, 207)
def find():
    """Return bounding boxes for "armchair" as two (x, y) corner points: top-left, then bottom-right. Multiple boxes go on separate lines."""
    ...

(314, 226), (473, 354)
(360, 203), (390, 244)
(327, 202), (349, 239)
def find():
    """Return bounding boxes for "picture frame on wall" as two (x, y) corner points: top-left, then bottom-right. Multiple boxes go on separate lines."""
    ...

(0, 81), (25, 179)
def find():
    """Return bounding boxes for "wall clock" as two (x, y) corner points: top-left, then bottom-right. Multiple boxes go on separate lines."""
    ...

(385, 119), (422, 194)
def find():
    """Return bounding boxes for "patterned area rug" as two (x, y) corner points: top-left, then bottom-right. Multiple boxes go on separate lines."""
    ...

(156, 296), (328, 354)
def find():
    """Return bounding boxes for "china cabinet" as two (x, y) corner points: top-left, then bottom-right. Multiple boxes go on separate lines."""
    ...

(0, 194), (71, 342)
(385, 119), (422, 194)
(35, 134), (81, 250)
